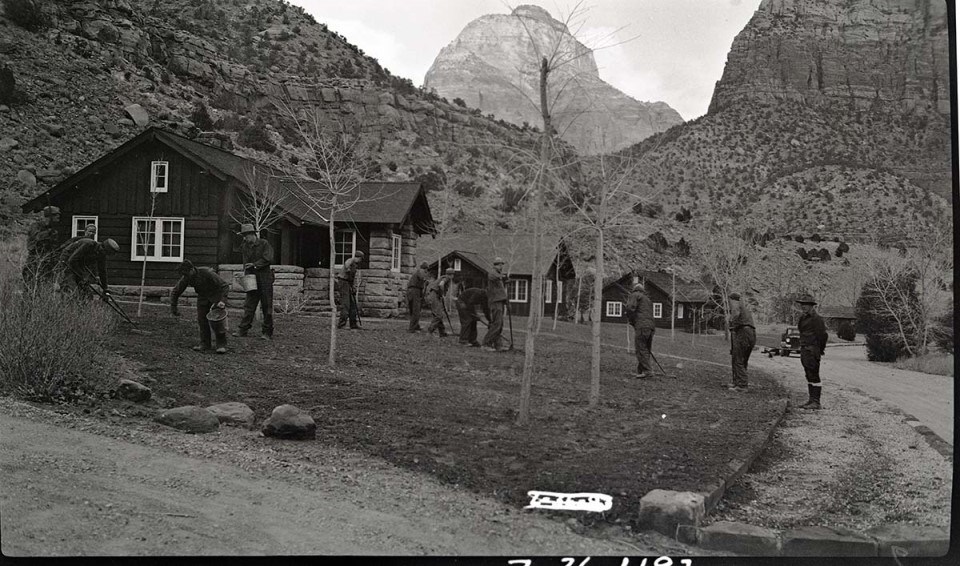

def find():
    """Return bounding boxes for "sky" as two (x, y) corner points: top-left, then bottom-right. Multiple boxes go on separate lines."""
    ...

(293, 0), (764, 121)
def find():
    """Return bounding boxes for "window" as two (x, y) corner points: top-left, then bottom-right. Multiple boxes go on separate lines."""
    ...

(334, 230), (356, 267)
(508, 279), (529, 303)
(71, 216), (98, 239)
(391, 234), (402, 272)
(150, 161), (169, 193)
(606, 301), (623, 317)
(557, 280), (563, 303)
(544, 279), (553, 303)
(131, 217), (184, 262)
(653, 302), (663, 319)
(453, 258), (461, 271)
(677, 303), (684, 319)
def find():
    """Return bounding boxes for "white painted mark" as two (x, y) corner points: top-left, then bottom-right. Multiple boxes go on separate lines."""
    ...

(525, 491), (613, 512)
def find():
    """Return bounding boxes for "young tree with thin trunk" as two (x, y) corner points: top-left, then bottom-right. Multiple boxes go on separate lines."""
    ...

(230, 163), (288, 234)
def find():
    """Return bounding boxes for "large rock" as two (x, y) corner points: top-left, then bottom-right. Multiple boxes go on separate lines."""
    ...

(0, 137), (17, 151)
(261, 404), (316, 440)
(637, 489), (705, 537)
(16, 169), (36, 187)
(781, 526), (878, 556)
(423, 5), (683, 154)
(206, 402), (256, 428)
(156, 406), (220, 433)
(123, 103), (149, 127)
(698, 521), (780, 555)
(116, 379), (151, 403)
(865, 524), (950, 557)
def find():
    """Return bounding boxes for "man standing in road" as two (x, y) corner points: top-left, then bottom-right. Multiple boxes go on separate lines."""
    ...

(425, 267), (455, 337)
(170, 260), (231, 354)
(406, 261), (429, 333)
(625, 281), (655, 379)
(727, 292), (756, 391)
(457, 287), (490, 347)
(59, 237), (120, 300)
(796, 294), (828, 409)
(235, 224), (274, 339)
(481, 257), (509, 352)
(337, 250), (365, 329)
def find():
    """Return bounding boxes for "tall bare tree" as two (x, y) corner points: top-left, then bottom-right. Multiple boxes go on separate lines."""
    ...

(230, 163), (289, 234)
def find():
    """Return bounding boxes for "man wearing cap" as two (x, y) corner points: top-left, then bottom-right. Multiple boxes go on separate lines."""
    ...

(59, 237), (120, 300)
(457, 287), (490, 347)
(24, 205), (62, 284)
(336, 250), (365, 329)
(426, 267), (455, 337)
(625, 280), (655, 378)
(235, 224), (275, 339)
(170, 260), (231, 354)
(726, 292), (756, 391)
(60, 223), (97, 251)
(406, 261), (429, 332)
(481, 257), (509, 352)
(796, 294), (828, 409)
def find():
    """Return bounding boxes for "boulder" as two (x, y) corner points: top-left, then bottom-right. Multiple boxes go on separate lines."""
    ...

(0, 137), (17, 151)
(206, 402), (256, 428)
(638, 489), (705, 537)
(42, 123), (65, 137)
(16, 169), (36, 187)
(116, 379), (151, 403)
(156, 406), (220, 433)
(261, 404), (316, 440)
(104, 123), (121, 136)
(123, 103), (149, 127)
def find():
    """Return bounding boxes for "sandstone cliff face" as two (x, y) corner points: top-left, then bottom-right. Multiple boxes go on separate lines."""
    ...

(709, 0), (950, 115)
(424, 5), (684, 154)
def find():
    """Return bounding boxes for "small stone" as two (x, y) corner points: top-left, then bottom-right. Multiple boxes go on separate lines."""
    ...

(104, 123), (121, 136)
(118, 118), (135, 127)
(0, 137), (17, 151)
(16, 169), (36, 187)
(42, 123), (65, 137)
(155, 406), (220, 434)
(261, 404), (315, 440)
(116, 379), (151, 403)
(0, 105), (9, 112)
(206, 402), (255, 428)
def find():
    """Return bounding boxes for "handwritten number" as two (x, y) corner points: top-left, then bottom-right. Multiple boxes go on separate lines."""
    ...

(654, 558), (673, 566)
(680, 560), (693, 566)
(560, 559), (590, 566)
(508, 561), (532, 566)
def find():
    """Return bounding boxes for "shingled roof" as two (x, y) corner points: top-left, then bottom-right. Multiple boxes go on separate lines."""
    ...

(417, 233), (563, 277)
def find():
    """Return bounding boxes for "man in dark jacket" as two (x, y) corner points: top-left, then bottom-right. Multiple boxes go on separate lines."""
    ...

(457, 288), (490, 347)
(24, 205), (62, 284)
(625, 281), (655, 378)
(337, 250), (365, 329)
(726, 292), (756, 391)
(426, 268), (454, 337)
(59, 223), (97, 251)
(481, 257), (509, 352)
(406, 261), (429, 332)
(235, 224), (274, 339)
(796, 294), (828, 409)
(171, 260), (231, 354)
(59, 237), (120, 300)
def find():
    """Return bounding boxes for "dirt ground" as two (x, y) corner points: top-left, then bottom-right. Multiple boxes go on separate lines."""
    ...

(107, 312), (789, 529)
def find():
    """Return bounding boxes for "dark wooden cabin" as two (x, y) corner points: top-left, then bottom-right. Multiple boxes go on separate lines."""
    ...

(601, 271), (711, 330)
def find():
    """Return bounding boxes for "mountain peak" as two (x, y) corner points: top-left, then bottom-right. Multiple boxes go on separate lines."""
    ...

(511, 5), (554, 22)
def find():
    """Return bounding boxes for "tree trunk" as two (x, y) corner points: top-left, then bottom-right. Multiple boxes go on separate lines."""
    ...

(137, 192), (159, 317)
(574, 275), (583, 324)
(552, 266), (560, 330)
(588, 229), (604, 408)
(328, 205), (337, 367)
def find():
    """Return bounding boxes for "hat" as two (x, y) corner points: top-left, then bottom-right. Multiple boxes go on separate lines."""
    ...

(493, 256), (505, 265)
(420, 261), (429, 269)
(177, 260), (195, 275)
(102, 238), (120, 253)
(42, 206), (61, 217)
(83, 224), (97, 234)
(445, 267), (455, 275)
(795, 294), (817, 305)
(355, 251), (365, 257)
(729, 292), (741, 301)
(239, 223), (257, 235)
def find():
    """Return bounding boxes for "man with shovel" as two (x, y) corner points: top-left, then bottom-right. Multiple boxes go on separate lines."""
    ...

(59, 237), (120, 300)
(457, 288), (490, 347)
(425, 267), (455, 337)
(170, 260), (231, 354)
(235, 224), (274, 339)
(337, 250), (365, 329)
(625, 281), (655, 379)
(481, 257), (510, 352)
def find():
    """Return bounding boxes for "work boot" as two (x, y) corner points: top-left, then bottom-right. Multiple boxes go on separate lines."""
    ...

(337, 320), (347, 329)
(636, 372), (648, 380)
(481, 346), (496, 352)
(215, 347), (227, 354)
(232, 330), (248, 338)
(192, 344), (212, 352)
(799, 384), (821, 409)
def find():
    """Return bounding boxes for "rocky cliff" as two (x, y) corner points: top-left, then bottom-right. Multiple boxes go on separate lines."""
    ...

(423, 5), (684, 155)
(709, 0), (950, 115)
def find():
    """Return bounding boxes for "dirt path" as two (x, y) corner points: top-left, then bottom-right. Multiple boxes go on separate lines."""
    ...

(754, 346), (953, 444)
(0, 398), (706, 557)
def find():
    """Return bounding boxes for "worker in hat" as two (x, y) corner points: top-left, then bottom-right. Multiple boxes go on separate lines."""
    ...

(59, 237), (120, 300)
(481, 257), (509, 351)
(796, 294), (828, 410)
(23, 205), (62, 285)
(60, 223), (98, 251)
(457, 287), (490, 347)
(336, 250), (365, 329)
(170, 260), (232, 354)
(726, 292), (756, 391)
(625, 280), (655, 378)
(234, 223), (275, 339)
(425, 267), (456, 337)
(406, 261), (430, 333)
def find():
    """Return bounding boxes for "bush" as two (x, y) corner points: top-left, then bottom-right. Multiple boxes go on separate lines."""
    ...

(0, 241), (117, 402)
(237, 118), (276, 153)
(932, 301), (953, 354)
(837, 320), (856, 341)
(2, 0), (49, 32)
(856, 273), (918, 362)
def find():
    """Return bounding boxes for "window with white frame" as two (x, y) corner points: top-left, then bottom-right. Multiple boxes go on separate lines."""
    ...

(677, 303), (684, 319)
(557, 280), (563, 303)
(453, 258), (462, 271)
(653, 302), (663, 319)
(131, 217), (184, 262)
(606, 301), (623, 317)
(508, 279), (529, 303)
(72, 216), (98, 239)
(544, 279), (553, 303)
(150, 161), (169, 193)
(334, 229), (356, 267)
(391, 234), (402, 272)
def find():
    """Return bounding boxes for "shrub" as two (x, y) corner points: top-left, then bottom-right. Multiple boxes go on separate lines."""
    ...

(190, 101), (215, 131)
(837, 320), (856, 341)
(932, 301), (953, 354)
(0, 241), (117, 402)
(2, 0), (49, 32)
(856, 274), (918, 362)
(452, 97), (466, 108)
(238, 118), (276, 153)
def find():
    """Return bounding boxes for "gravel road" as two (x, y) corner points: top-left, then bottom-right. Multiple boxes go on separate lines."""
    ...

(0, 397), (709, 557)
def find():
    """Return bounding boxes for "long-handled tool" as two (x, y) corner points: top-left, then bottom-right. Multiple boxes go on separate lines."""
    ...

(352, 282), (363, 328)
(506, 303), (514, 350)
(440, 295), (456, 335)
(650, 350), (674, 378)
(77, 267), (135, 324)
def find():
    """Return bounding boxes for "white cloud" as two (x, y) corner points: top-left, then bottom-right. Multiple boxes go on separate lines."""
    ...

(322, 18), (412, 78)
